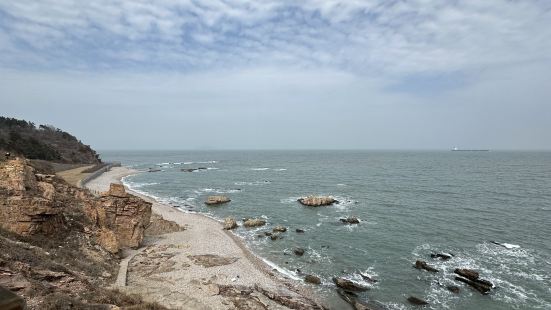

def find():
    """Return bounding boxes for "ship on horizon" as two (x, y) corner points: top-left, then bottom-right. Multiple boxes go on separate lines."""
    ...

(452, 147), (490, 152)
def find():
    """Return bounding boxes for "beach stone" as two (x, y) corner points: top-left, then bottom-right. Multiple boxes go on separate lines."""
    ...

(188, 254), (239, 267)
(415, 260), (439, 272)
(205, 195), (231, 205)
(223, 217), (238, 230)
(407, 296), (429, 305)
(273, 225), (287, 232)
(339, 216), (360, 224)
(304, 275), (321, 285)
(293, 248), (305, 256)
(295, 228), (305, 233)
(243, 218), (266, 227)
(297, 196), (337, 207)
(333, 277), (369, 292)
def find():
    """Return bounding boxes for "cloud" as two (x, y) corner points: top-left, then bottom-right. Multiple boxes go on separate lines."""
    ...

(0, 0), (550, 77)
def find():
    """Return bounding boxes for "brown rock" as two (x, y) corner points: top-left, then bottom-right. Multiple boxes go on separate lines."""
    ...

(333, 277), (369, 292)
(97, 228), (120, 254)
(102, 183), (128, 198)
(243, 218), (266, 227)
(304, 275), (321, 285)
(298, 196), (337, 207)
(145, 213), (185, 235)
(454, 268), (479, 281)
(205, 195), (231, 205)
(340, 216), (360, 224)
(415, 260), (439, 272)
(293, 248), (305, 256)
(272, 225), (287, 232)
(447, 285), (460, 294)
(223, 217), (238, 230)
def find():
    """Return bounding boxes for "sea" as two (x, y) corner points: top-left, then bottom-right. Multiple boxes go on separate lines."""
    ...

(100, 150), (551, 310)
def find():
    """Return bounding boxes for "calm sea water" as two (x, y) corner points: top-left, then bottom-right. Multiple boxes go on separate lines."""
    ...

(101, 150), (551, 310)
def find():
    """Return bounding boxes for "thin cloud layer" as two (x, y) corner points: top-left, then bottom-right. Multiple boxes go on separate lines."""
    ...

(1, 0), (550, 76)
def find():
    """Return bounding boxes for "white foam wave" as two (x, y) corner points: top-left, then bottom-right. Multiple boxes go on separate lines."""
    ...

(235, 181), (271, 186)
(251, 168), (270, 171)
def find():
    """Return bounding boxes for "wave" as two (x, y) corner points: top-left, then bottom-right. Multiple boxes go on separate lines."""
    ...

(235, 181), (271, 186)
(251, 168), (270, 171)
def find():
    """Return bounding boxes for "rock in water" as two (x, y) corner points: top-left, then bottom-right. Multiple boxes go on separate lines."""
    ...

(447, 285), (461, 294)
(205, 195), (231, 205)
(407, 296), (429, 305)
(414, 260), (439, 272)
(431, 253), (453, 260)
(304, 275), (321, 285)
(293, 248), (305, 256)
(272, 225), (287, 232)
(295, 228), (305, 233)
(454, 268), (479, 281)
(223, 217), (238, 230)
(297, 196), (337, 206)
(243, 218), (266, 227)
(332, 277), (369, 292)
(339, 216), (360, 224)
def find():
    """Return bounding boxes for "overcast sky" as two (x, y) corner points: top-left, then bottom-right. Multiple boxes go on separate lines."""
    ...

(1, 0), (550, 150)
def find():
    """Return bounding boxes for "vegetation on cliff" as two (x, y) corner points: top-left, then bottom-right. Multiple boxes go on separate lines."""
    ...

(0, 116), (100, 164)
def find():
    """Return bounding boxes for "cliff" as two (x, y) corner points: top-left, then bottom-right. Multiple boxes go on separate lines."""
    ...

(0, 158), (159, 309)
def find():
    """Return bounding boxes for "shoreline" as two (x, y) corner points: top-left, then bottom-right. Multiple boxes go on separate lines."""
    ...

(85, 166), (327, 309)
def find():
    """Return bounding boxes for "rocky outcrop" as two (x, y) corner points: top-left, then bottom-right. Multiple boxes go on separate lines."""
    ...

(297, 196), (337, 207)
(223, 217), (238, 230)
(243, 218), (266, 227)
(205, 195), (231, 205)
(273, 225), (287, 232)
(332, 277), (369, 292)
(304, 275), (321, 285)
(414, 260), (439, 272)
(93, 184), (152, 249)
(145, 213), (185, 236)
(0, 158), (65, 236)
(454, 268), (494, 295)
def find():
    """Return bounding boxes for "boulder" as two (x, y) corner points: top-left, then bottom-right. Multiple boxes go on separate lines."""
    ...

(332, 277), (369, 292)
(297, 196), (337, 207)
(243, 218), (266, 227)
(414, 260), (439, 272)
(304, 275), (321, 285)
(102, 183), (128, 198)
(454, 276), (492, 295)
(295, 228), (305, 233)
(223, 217), (238, 230)
(273, 225), (287, 232)
(407, 296), (428, 305)
(293, 248), (305, 256)
(205, 195), (231, 205)
(340, 217), (360, 224)
(454, 268), (479, 281)
(270, 234), (282, 240)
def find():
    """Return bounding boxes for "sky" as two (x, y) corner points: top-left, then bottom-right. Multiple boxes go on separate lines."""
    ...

(1, 0), (551, 150)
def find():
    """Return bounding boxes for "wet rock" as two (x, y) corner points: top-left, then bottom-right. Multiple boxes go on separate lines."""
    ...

(297, 196), (337, 207)
(454, 268), (479, 281)
(293, 248), (305, 256)
(205, 195), (231, 205)
(407, 296), (428, 305)
(295, 228), (305, 233)
(273, 225), (287, 232)
(243, 218), (266, 227)
(264, 231), (273, 236)
(223, 217), (238, 230)
(270, 234), (282, 241)
(359, 272), (378, 283)
(414, 260), (439, 272)
(332, 277), (369, 292)
(340, 217), (360, 224)
(454, 276), (492, 295)
(431, 253), (453, 260)
(304, 275), (321, 285)
(447, 285), (461, 294)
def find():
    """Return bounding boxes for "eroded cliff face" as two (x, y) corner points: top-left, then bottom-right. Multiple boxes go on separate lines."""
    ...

(0, 158), (160, 309)
(0, 158), (152, 254)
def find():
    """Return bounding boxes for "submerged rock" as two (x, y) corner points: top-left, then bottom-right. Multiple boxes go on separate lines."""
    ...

(454, 268), (494, 295)
(293, 248), (305, 256)
(332, 277), (369, 292)
(339, 217), (360, 224)
(295, 228), (305, 233)
(407, 296), (429, 305)
(243, 218), (266, 227)
(431, 253), (453, 260)
(447, 285), (461, 294)
(223, 217), (238, 230)
(205, 195), (231, 205)
(270, 234), (282, 240)
(297, 196), (337, 207)
(454, 268), (479, 281)
(414, 260), (439, 272)
(304, 275), (321, 285)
